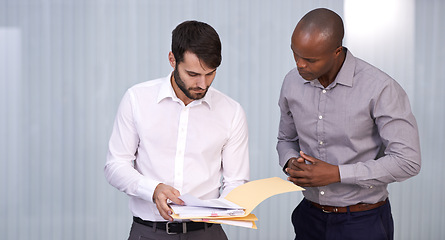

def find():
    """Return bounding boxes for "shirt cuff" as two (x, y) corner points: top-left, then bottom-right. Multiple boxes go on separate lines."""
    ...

(338, 164), (356, 184)
(282, 150), (299, 167)
(136, 177), (162, 203)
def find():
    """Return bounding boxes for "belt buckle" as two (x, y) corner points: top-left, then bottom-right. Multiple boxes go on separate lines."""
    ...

(322, 207), (338, 213)
(322, 208), (332, 213)
(166, 222), (187, 234)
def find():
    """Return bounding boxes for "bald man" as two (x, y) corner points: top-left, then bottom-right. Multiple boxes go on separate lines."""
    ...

(277, 8), (421, 240)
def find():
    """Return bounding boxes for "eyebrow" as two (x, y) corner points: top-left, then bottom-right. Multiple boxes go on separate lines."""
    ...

(186, 69), (217, 75)
(290, 45), (317, 61)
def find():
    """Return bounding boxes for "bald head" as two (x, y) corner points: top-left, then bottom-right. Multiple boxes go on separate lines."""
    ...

(293, 8), (344, 51)
(290, 8), (346, 86)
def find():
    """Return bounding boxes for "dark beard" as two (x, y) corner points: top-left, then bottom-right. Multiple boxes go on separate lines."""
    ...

(173, 67), (208, 100)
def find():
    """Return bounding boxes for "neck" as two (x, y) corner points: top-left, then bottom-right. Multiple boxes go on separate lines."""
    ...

(319, 49), (346, 88)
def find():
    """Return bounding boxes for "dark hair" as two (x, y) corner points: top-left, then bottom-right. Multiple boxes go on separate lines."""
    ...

(171, 20), (222, 69)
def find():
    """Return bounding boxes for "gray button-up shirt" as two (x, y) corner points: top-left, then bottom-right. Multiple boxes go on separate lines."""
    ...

(277, 49), (421, 206)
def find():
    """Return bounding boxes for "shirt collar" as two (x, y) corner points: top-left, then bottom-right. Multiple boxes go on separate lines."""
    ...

(334, 48), (355, 88)
(157, 72), (213, 109)
(304, 48), (355, 89)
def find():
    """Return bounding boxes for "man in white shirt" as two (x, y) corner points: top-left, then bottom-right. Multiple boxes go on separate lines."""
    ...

(105, 20), (250, 239)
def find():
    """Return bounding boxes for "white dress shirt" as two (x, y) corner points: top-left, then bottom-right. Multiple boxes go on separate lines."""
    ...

(105, 73), (250, 221)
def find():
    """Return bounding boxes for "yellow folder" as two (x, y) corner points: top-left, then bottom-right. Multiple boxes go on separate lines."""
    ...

(224, 177), (304, 217)
(172, 177), (304, 229)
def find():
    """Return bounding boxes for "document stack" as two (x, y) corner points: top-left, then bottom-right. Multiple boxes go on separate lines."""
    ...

(170, 177), (304, 229)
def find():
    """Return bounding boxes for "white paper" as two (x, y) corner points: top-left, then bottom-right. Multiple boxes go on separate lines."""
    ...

(170, 194), (245, 218)
(170, 205), (244, 218)
(178, 193), (243, 209)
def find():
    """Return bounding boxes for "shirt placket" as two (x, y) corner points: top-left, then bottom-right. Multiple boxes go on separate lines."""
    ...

(173, 106), (189, 192)
(317, 88), (328, 200)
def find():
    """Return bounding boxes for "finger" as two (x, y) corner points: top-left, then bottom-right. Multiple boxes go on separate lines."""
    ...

(300, 151), (316, 164)
(165, 189), (185, 205)
(286, 166), (307, 178)
(287, 176), (309, 187)
(296, 157), (305, 163)
(158, 194), (173, 212)
(168, 195), (185, 206)
(156, 198), (174, 221)
(159, 209), (173, 221)
(287, 158), (297, 167)
(289, 159), (310, 171)
(290, 158), (306, 167)
(287, 176), (299, 185)
(288, 159), (304, 170)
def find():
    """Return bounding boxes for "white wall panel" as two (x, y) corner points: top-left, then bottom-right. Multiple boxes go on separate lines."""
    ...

(409, 1), (445, 239)
(0, 0), (443, 239)
(0, 27), (22, 240)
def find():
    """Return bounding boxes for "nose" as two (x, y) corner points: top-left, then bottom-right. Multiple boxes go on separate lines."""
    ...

(295, 57), (306, 69)
(196, 76), (207, 89)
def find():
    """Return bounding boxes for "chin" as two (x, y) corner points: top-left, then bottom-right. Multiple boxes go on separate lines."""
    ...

(300, 75), (315, 81)
(298, 72), (314, 80)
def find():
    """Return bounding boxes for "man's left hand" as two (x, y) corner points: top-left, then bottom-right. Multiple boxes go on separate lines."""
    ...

(286, 151), (340, 187)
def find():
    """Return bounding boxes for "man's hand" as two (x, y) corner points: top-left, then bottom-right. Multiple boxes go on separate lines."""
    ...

(152, 183), (185, 221)
(285, 151), (340, 187)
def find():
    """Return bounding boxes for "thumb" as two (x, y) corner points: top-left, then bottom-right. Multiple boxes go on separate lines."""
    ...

(168, 189), (185, 206)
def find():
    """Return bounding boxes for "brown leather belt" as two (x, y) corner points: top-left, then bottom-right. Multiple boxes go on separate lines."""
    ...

(309, 199), (388, 213)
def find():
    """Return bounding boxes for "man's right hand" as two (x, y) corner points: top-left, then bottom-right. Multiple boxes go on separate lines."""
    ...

(152, 183), (185, 221)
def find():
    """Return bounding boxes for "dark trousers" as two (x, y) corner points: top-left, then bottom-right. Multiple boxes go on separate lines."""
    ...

(128, 220), (228, 240)
(291, 198), (394, 240)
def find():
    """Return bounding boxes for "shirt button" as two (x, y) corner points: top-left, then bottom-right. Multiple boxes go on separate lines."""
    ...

(319, 115), (323, 119)
(320, 191), (325, 195)
(322, 90), (327, 93)
(319, 141), (323, 145)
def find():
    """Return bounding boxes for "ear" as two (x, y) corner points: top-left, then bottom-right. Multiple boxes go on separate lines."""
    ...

(334, 46), (343, 56)
(168, 52), (176, 68)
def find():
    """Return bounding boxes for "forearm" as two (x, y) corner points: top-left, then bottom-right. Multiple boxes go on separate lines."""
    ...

(277, 97), (301, 169)
(220, 105), (250, 198)
(277, 141), (300, 168)
(104, 155), (161, 202)
(220, 143), (249, 198)
(339, 152), (421, 188)
(341, 78), (421, 187)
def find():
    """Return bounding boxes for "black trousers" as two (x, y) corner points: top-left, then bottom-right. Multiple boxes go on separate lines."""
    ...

(291, 198), (394, 240)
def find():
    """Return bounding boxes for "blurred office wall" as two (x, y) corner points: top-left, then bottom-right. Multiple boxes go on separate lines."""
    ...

(0, 0), (443, 239)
